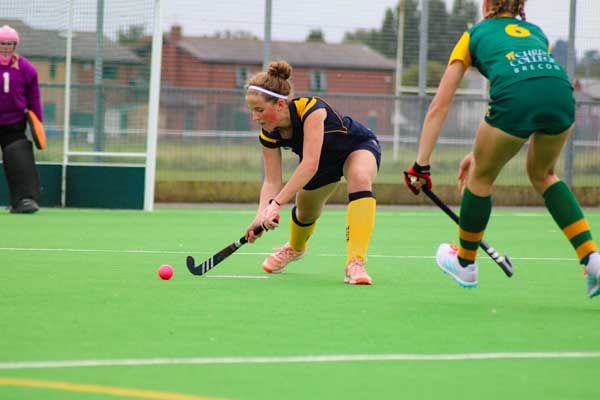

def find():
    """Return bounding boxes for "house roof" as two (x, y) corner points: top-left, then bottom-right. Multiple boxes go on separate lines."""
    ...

(0, 19), (141, 64)
(174, 36), (396, 71)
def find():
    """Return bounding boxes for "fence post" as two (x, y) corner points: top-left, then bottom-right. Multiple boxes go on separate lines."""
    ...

(393, 0), (406, 161)
(564, 0), (577, 187)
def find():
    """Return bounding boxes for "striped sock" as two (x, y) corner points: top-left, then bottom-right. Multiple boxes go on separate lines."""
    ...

(346, 191), (376, 264)
(289, 206), (317, 252)
(457, 188), (492, 267)
(543, 181), (598, 264)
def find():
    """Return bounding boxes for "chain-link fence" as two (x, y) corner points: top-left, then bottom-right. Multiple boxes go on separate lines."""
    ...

(1, 0), (154, 165)
(2, 1), (599, 203)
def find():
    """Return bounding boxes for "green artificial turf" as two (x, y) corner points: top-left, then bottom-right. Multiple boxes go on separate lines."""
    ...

(1, 207), (599, 399)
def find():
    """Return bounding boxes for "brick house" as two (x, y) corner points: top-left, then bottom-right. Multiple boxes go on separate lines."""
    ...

(160, 25), (397, 133)
(1, 19), (144, 133)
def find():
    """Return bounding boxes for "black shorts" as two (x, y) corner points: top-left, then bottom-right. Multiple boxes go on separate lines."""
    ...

(0, 119), (27, 149)
(303, 137), (381, 190)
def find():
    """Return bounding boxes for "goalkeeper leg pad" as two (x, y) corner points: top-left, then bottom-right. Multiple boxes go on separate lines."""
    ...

(2, 139), (40, 212)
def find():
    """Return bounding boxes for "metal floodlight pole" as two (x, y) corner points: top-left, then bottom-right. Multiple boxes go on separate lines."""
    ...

(418, 0), (428, 98)
(61, 0), (74, 207)
(93, 0), (105, 155)
(417, 0), (429, 135)
(263, 0), (272, 70)
(144, 0), (164, 211)
(393, 0), (406, 161)
(564, 0), (577, 187)
(260, 0), (273, 181)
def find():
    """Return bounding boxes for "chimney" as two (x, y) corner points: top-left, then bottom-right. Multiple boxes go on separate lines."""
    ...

(170, 24), (182, 42)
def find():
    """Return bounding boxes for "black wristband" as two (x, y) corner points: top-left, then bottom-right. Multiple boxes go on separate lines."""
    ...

(413, 162), (431, 174)
(269, 198), (281, 206)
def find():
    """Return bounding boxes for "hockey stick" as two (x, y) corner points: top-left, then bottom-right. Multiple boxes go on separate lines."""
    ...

(186, 217), (279, 276)
(422, 187), (514, 277)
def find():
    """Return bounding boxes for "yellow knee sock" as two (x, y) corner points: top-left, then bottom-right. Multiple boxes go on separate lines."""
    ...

(289, 206), (317, 252)
(346, 192), (376, 264)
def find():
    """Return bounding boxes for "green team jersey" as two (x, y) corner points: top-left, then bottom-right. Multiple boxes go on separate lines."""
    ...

(449, 17), (571, 98)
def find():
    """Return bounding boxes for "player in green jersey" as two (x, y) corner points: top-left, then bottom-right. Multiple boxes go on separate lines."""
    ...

(404, 0), (600, 297)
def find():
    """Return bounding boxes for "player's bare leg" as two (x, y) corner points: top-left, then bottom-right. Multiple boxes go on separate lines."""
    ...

(262, 182), (338, 274)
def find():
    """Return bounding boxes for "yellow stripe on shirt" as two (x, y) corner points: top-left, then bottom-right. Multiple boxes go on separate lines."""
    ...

(294, 97), (318, 120)
(259, 129), (277, 144)
(448, 31), (472, 68)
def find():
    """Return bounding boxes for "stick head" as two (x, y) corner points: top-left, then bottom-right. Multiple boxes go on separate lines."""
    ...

(186, 256), (199, 274)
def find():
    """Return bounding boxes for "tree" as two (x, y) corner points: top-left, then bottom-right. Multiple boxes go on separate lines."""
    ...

(552, 40), (568, 68)
(344, 28), (383, 54)
(447, 0), (479, 50)
(402, 0), (421, 67)
(343, 1), (420, 64)
(402, 60), (446, 86)
(212, 30), (258, 40)
(342, 0), (477, 68)
(118, 25), (145, 45)
(582, 50), (600, 63)
(306, 29), (325, 42)
(379, 8), (397, 58)
(428, 0), (450, 64)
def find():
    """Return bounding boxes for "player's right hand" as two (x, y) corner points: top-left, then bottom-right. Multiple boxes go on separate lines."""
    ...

(404, 162), (432, 194)
(245, 214), (281, 243)
(245, 217), (265, 243)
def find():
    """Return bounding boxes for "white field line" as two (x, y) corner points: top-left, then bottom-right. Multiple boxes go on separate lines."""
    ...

(1, 352), (600, 370)
(206, 275), (268, 279)
(0, 247), (577, 262)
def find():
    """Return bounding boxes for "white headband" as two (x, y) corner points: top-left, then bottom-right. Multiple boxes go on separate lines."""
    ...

(247, 85), (288, 99)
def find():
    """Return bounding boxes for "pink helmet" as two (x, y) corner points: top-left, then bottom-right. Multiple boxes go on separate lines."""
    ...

(0, 25), (19, 43)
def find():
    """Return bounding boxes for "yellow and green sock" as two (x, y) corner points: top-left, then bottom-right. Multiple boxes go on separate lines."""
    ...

(457, 188), (492, 267)
(543, 181), (598, 264)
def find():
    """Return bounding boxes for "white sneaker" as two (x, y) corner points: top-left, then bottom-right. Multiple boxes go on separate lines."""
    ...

(436, 243), (478, 288)
(584, 252), (600, 298)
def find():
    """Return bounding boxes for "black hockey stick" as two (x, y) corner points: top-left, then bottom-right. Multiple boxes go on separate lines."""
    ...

(422, 187), (514, 277)
(186, 218), (279, 276)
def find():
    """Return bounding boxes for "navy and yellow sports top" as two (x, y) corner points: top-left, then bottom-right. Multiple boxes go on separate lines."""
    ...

(258, 96), (376, 159)
(449, 17), (571, 98)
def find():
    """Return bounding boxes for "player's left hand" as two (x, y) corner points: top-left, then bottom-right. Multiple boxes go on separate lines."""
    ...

(458, 152), (473, 196)
(404, 162), (432, 194)
(260, 199), (281, 231)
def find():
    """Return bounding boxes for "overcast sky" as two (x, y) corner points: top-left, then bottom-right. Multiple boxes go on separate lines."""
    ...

(1, 1), (597, 56)
(162, 0), (598, 55)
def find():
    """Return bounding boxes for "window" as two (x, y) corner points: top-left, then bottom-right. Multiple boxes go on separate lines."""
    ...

(185, 110), (195, 130)
(236, 66), (250, 88)
(120, 111), (128, 130)
(102, 65), (118, 80)
(49, 61), (57, 80)
(43, 103), (56, 125)
(310, 70), (327, 92)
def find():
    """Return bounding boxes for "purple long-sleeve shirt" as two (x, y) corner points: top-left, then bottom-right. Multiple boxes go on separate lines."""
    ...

(0, 55), (43, 125)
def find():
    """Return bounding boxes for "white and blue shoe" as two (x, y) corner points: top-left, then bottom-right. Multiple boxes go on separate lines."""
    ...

(584, 252), (600, 299)
(436, 243), (478, 288)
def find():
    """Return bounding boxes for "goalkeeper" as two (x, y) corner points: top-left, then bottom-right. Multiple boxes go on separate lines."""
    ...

(0, 24), (42, 213)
